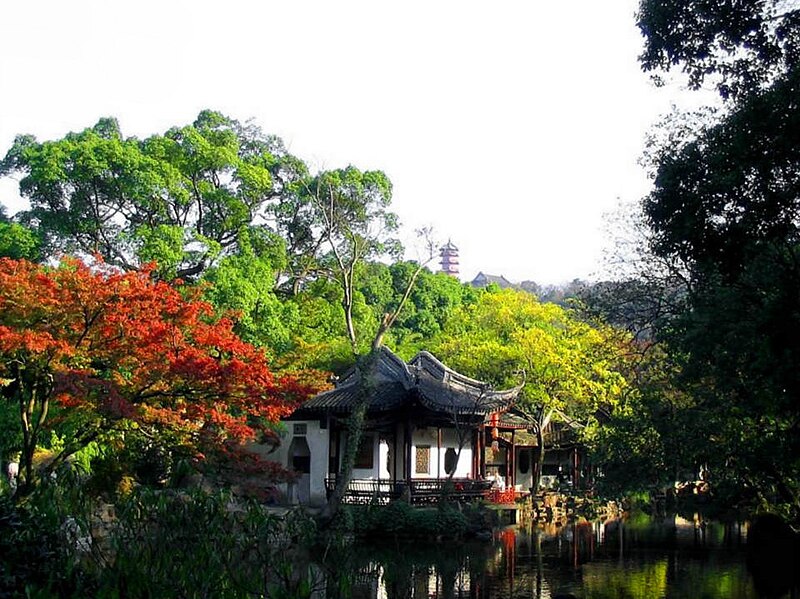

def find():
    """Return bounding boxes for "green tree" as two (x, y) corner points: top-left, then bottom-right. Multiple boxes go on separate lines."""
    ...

(0, 221), (41, 261)
(636, 0), (800, 520)
(200, 227), (297, 353)
(350, 260), (479, 356)
(386, 262), (479, 354)
(0, 111), (305, 279)
(638, 0), (800, 99)
(585, 344), (699, 497)
(301, 166), (402, 350)
(432, 288), (628, 490)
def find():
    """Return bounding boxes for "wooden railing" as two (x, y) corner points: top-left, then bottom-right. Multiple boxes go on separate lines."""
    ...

(325, 477), (495, 505)
(323, 478), (403, 505)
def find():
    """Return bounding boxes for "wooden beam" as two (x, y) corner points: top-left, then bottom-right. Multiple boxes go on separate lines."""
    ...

(472, 428), (478, 478)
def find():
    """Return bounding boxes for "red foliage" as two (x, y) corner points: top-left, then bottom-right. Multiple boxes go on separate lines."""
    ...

(0, 257), (315, 473)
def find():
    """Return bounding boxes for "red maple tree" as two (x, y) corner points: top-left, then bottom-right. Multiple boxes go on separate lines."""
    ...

(0, 257), (313, 490)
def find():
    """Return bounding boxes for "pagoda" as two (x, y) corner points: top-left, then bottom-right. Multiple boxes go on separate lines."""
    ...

(439, 240), (460, 277)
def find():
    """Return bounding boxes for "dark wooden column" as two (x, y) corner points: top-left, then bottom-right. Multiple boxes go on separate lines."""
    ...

(334, 426), (342, 477)
(393, 426), (399, 481)
(404, 420), (412, 484)
(471, 428), (478, 478)
(479, 424), (486, 478)
(510, 429), (516, 490)
(327, 417), (334, 477)
(437, 427), (442, 479)
(573, 447), (579, 488)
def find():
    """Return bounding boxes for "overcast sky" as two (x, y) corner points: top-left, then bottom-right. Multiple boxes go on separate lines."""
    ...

(0, 1), (708, 284)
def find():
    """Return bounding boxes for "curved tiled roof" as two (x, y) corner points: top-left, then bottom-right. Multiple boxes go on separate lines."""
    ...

(297, 381), (408, 414)
(294, 347), (521, 417)
(410, 352), (520, 414)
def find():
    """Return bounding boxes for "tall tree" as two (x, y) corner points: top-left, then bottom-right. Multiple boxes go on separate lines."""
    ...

(303, 166), (402, 351)
(636, 0), (800, 519)
(300, 167), (435, 518)
(0, 258), (312, 491)
(0, 111), (306, 279)
(638, 0), (800, 99)
(432, 288), (628, 490)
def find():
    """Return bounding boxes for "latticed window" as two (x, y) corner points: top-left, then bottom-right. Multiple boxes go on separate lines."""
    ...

(415, 446), (430, 474)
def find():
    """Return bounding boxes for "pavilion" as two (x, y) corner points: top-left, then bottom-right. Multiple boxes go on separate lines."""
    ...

(269, 347), (536, 505)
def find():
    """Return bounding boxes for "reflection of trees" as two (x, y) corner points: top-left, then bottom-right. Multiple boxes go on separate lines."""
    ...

(319, 515), (762, 598)
(582, 561), (668, 599)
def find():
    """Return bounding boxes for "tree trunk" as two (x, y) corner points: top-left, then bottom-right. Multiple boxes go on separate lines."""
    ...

(321, 351), (380, 523)
(532, 425), (545, 494)
(12, 364), (52, 494)
(531, 409), (553, 494)
(19, 393), (37, 493)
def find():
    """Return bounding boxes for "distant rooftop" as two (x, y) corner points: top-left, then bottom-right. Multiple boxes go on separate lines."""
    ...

(470, 272), (515, 289)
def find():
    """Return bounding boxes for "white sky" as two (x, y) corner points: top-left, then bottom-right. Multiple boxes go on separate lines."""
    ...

(0, 1), (708, 284)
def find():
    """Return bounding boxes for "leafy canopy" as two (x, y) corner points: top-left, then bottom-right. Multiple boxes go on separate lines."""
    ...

(0, 257), (313, 486)
(432, 288), (627, 421)
(638, 0), (800, 99)
(0, 111), (305, 280)
(636, 0), (800, 518)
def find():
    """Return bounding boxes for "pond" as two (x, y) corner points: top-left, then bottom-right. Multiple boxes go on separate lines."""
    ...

(324, 513), (798, 599)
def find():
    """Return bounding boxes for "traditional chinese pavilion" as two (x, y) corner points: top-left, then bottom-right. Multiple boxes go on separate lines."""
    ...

(270, 347), (532, 505)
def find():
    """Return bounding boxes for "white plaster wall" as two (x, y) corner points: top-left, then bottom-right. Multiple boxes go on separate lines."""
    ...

(441, 428), (473, 478)
(410, 427), (473, 479)
(515, 447), (534, 493)
(378, 439), (391, 479)
(269, 420), (330, 505)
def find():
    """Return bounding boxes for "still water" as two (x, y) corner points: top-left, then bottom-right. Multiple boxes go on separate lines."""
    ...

(331, 514), (797, 599)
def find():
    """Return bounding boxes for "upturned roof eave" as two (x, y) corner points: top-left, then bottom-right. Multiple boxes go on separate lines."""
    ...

(292, 347), (523, 417)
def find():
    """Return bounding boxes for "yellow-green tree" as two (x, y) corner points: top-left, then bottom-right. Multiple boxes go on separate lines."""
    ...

(432, 288), (628, 489)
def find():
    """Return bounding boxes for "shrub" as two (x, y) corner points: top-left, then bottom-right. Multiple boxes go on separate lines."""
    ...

(351, 501), (472, 539)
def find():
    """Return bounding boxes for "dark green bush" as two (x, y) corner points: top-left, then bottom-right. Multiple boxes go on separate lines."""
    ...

(102, 488), (318, 597)
(2, 482), (320, 598)
(350, 501), (473, 539)
(0, 477), (98, 597)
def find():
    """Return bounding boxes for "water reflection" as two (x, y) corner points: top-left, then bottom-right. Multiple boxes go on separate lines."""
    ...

(323, 513), (797, 599)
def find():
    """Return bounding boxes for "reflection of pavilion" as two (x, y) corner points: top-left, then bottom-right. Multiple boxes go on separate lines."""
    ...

(342, 559), (478, 599)
(311, 516), (756, 599)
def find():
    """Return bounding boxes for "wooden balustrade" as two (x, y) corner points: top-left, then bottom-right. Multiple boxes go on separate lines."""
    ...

(324, 477), (497, 505)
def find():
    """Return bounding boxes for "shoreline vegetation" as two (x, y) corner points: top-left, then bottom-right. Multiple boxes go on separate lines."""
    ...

(2, 472), (797, 597)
